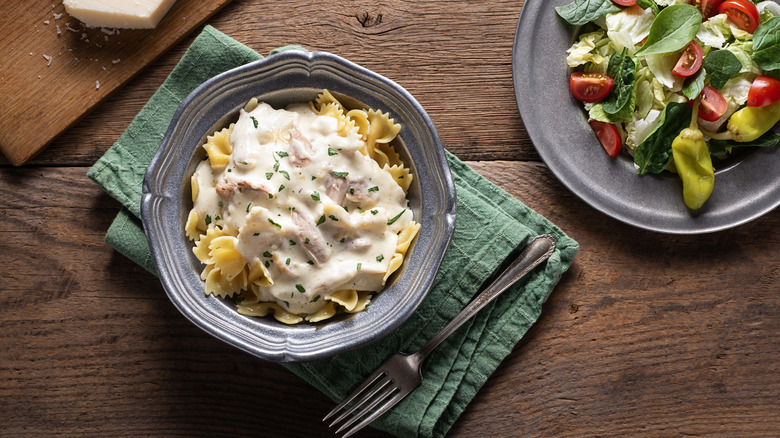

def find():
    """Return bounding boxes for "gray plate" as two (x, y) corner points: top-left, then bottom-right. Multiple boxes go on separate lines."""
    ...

(141, 51), (456, 362)
(513, 0), (780, 234)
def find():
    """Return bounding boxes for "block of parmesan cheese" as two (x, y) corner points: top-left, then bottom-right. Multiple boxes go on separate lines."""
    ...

(63, 0), (178, 29)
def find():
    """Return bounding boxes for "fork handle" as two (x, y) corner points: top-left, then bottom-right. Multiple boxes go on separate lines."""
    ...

(413, 234), (557, 361)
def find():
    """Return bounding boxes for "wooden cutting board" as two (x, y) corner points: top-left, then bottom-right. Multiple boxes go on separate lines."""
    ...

(0, 0), (233, 166)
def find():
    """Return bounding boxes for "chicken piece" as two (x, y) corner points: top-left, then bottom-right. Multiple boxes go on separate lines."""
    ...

(345, 176), (380, 205)
(288, 127), (316, 167)
(291, 210), (331, 265)
(215, 176), (271, 201)
(343, 236), (372, 252)
(322, 172), (348, 204)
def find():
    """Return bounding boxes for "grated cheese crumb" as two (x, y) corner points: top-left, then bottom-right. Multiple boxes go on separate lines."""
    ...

(43, 54), (52, 66)
(96, 80), (100, 90)
(112, 58), (120, 64)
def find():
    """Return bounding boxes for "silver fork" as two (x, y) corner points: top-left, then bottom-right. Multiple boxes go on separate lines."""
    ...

(323, 234), (557, 437)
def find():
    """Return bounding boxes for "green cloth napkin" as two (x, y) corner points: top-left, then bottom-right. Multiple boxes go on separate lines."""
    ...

(88, 25), (578, 438)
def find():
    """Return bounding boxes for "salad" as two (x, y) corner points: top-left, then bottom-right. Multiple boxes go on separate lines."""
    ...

(556, 0), (780, 209)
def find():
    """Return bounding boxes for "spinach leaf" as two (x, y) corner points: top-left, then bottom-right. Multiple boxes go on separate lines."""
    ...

(753, 17), (780, 71)
(635, 5), (702, 57)
(634, 102), (692, 174)
(601, 49), (637, 119)
(555, 0), (621, 26)
(682, 67), (706, 100)
(589, 89), (637, 123)
(708, 131), (780, 155)
(702, 50), (742, 90)
(636, 0), (660, 15)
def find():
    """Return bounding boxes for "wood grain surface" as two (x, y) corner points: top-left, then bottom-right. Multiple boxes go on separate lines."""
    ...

(0, 0), (232, 166)
(2, 0), (779, 437)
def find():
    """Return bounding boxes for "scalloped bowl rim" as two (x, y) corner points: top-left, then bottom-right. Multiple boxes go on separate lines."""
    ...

(141, 50), (456, 362)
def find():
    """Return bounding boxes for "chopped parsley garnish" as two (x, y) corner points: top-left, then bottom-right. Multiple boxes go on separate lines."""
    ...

(307, 260), (314, 265)
(289, 240), (297, 246)
(312, 176), (317, 180)
(205, 215), (212, 226)
(328, 147), (338, 156)
(279, 184), (285, 191)
(276, 151), (289, 158)
(368, 186), (379, 192)
(349, 188), (355, 195)
(340, 237), (346, 243)
(316, 215), (326, 226)
(214, 215), (221, 221)
(376, 254), (384, 262)
(357, 263), (362, 271)
(265, 172), (274, 180)
(268, 218), (282, 229)
(263, 251), (273, 258)
(328, 215), (339, 221)
(370, 209), (378, 215)
(331, 171), (349, 178)
(250, 116), (259, 128)
(311, 295), (321, 303)
(311, 191), (320, 201)
(227, 168), (232, 172)
(279, 170), (290, 180)
(286, 258), (291, 265)
(295, 284), (306, 293)
(253, 232), (260, 236)
(387, 209), (405, 225)
(265, 261), (271, 268)
(240, 160), (248, 165)
(246, 203), (252, 213)
(273, 161), (280, 172)
(269, 193), (274, 199)
(305, 237), (310, 244)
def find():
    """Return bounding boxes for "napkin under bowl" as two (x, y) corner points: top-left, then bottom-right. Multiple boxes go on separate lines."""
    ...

(87, 25), (578, 438)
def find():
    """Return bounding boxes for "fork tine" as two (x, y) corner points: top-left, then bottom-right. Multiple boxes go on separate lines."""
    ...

(323, 369), (388, 422)
(334, 383), (399, 434)
(329, 374), (394, 427)
(338, 390), (407, 438)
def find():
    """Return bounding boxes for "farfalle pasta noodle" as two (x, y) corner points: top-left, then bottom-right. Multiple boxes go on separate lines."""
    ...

(186, 90), (419, 324)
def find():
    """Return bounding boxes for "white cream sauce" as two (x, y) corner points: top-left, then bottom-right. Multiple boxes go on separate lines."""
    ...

(192, 102), (413, 314)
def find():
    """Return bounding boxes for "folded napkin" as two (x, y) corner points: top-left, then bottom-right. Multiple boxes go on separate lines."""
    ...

(88, 25), (578, 438)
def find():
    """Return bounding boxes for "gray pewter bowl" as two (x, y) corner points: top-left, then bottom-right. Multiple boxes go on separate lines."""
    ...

(141, 51), (456, 362)
(513, 0), (780, 234)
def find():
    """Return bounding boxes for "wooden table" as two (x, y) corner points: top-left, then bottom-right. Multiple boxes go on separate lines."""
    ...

(2, 1), (779, 436)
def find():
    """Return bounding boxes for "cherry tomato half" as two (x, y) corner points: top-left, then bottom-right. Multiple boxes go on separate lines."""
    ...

(570, 72), (614, 103)
(672, 41), (703, 78)
(718, 0), (760, 33)
(691, 0), (724, 19)
(589, 120), (622, 157)
(698, 85), (728, 122)
(612, 0), (637, 6)
(747, 75), (780, 107)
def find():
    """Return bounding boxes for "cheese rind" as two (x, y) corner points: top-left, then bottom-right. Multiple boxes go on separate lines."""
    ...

(63, 0), (178, 29)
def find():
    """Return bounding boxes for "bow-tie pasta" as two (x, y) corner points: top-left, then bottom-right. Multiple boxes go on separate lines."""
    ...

(185, 90), (420, 324)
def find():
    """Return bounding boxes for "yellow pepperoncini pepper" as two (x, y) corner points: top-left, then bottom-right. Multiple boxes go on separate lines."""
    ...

(672, 101), (714, 210)
(672, 128), (714, 210)
(726, 99), (780, 142)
